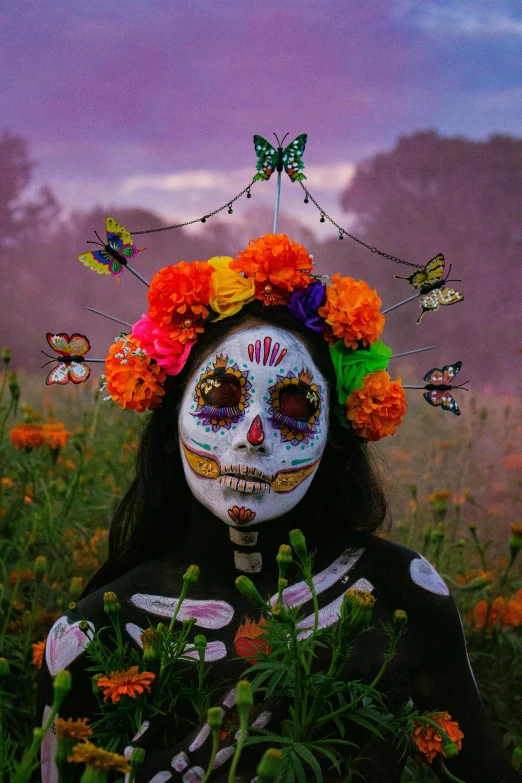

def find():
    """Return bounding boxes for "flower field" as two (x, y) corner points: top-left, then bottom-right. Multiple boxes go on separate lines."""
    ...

(0, 349), (521, 781)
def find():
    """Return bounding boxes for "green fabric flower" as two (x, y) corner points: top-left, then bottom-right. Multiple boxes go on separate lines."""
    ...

(330, 339), (392, 404)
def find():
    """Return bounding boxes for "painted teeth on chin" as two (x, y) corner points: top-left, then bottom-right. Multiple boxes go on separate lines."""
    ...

(218, 476), (271, 493)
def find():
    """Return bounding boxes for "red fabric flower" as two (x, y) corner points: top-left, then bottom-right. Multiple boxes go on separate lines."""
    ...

(234, 618), (271, 664)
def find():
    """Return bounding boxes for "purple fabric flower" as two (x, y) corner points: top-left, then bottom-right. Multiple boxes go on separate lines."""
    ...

(288, 281), (327, 332)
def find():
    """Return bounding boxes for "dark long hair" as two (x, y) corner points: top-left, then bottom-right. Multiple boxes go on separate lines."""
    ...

(83, 302), (390, 594)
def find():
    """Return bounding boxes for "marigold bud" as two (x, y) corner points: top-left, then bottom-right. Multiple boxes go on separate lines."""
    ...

(393, 609), (408, 630)
(468, 522), (477, 533)
(194, 634), (207, 651)
(455, 539), (466, 548)
(103, 591), (120, 615)
(340, 589), (376, 636)
(68, 601), (78, 612)
(235, 679), (254, 709)
(8, 372), (20, 401)
(130, 747), (146, 766)
(409, 483), (418, 500)
(289, 529), (308, 565)
(33, 727), (45, 742)
(140, 629), (156, 662)
(256, 748), (283, 782)
(509, 526), (522, 561)
(276, 544), (292, 571)
(512, 745), (522, 771)
(53, 669), (72, 706)
(69, 577), (84, 601)
(183, 565), (200, 586)
(78, 620), (90, 633)
(1, 347), (11, 366)
(207, 706), (223, 729)
(277, 578), (288, 592)
(34, 555), (47, 582)
(235, 575), (269, 609)
(442, 737), (459, 758)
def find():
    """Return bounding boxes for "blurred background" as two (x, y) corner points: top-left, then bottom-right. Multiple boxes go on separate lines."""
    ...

(1, 0), (521, 391)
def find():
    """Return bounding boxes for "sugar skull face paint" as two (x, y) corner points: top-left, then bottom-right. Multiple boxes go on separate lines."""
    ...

(178, 326), (329, 526)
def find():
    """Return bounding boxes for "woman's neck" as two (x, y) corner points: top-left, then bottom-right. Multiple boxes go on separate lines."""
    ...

(166, 498), (327, 583)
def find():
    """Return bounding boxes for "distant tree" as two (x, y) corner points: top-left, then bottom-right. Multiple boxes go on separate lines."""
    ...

(0, 131), (59, 257)
(336, 130), (522, 390)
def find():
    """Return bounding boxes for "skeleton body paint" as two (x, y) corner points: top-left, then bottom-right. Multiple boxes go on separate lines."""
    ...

(179, 326), (328, 526)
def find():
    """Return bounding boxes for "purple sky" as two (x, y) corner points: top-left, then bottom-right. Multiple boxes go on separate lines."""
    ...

(1, 0), (521, 230)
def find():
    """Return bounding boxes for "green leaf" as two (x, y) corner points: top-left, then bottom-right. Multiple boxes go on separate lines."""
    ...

(293, 743), (323, 783)
(289, 749), (307, 783)
(344, 713), (384, 737)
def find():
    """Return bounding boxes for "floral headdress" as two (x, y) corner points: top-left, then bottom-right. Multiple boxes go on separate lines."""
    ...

(101, 233), (407, 442)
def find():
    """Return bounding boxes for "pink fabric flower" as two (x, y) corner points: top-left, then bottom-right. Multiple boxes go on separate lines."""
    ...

(132, 315), (194, 376)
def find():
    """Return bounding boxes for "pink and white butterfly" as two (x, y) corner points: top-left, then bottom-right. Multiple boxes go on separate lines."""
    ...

(43, 333), (92, 385)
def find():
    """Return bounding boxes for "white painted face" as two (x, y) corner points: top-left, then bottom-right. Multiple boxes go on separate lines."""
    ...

(178, 325), (329, 526)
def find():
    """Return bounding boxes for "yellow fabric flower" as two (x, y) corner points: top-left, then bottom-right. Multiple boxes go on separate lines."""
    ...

(208, 256), (255, 320)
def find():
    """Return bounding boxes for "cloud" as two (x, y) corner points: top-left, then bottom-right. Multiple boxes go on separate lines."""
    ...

(392, 0), (522, 36)
(120, 163), (355, 197)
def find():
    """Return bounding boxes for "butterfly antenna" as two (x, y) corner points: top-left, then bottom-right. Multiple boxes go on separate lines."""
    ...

(445, 278), (462, 284)
(274, 133), (281, 147)
(280, 132), (289, 145)
(41, 350), (55, 360)
(94, 230), (105, 244)
(41, 358), (56, 368)
(455, 380), (470, 390)
(86, 240), (104, 247)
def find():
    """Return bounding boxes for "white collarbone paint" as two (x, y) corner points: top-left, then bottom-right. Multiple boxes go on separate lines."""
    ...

(179, 326), (329, 527)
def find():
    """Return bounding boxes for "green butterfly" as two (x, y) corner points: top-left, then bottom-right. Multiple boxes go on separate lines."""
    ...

(253, 133), (307, 182)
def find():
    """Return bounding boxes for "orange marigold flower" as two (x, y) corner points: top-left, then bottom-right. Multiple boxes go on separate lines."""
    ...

(427, 491), (451, 503)
(67, 741), (130, 773)
(511, 524), (522, 539)
(345, 371), (407, 441)
(234, 617), (271, 664)
(413, 711), (464, 764)
(1, 477), (13, 487)
(32, 639), (46, 669)
(9, 423), (45, 450)
(97, 665), (155, 703)
(42, 422), (71, 450)
(9, 568), (35, 585)
(104, 336), (166, 413)
(318, 273), (385, 349)
(147, 260), (214, 342)
(501, 598), (522, 628)
(55, 717), (92, 741)
(474, 596), (506, 629)
(231, 234), (313, 306)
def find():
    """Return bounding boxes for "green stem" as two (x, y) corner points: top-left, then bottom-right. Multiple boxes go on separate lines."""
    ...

(433, 757), (467, 783)
(168, 585), (188, 634)
(201, 727), (220, 783)
(227, 708), (249, 783)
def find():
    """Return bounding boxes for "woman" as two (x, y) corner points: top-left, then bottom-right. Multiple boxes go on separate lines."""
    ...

(38, 238), (518, 782)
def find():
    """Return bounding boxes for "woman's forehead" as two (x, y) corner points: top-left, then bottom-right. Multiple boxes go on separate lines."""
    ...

(196, 325), (319, 372)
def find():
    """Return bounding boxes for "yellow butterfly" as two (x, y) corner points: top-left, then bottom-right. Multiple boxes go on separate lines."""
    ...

(395, 253), (464, 324)
(77, 217), (145, 278)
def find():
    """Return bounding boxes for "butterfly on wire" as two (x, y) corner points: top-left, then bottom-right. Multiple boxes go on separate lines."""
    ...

(395, 253), (464, 324)
(253, 133), (307, 182)
(422, 361), (468, 415)
(77, 216), (145, 280)
(42, 333), (92, 385)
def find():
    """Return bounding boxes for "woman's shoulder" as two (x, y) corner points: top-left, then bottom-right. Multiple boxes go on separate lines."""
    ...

(356, 534), (455, 617)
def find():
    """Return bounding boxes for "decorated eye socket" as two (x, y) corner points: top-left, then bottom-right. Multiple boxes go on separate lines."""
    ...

(268, 370), (322, 445)
(193, 355), (251, 431)
(279, 385), (318, 421)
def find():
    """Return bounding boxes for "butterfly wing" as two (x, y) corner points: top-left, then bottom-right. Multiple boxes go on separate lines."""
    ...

(397, 269), (428, 289)
(282, 134), (307, 181)
(423, 389), (461, 415)
(424, 254), (445, 285)
(46, 333), (91, 357)
(77, 250), (113, 275)
(441, 361), (462, 385)
(46, 362), (90, 386)
(253, 135), (278, 181)
(417, 287), (464, 323)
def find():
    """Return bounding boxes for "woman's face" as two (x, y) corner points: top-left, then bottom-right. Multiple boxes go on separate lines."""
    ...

(178, 325), (329, 526)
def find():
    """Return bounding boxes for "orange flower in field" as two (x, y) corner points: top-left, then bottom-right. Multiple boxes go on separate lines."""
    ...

(42, 422), (71, 450)
(104, 336), (166, 413)
(1, 477), (13, 487)
(9, 423), (45, 450)
(345, 371), (407, 441)
(147, 260), (214, 342)
(9, 569), (35, 585)
(231, 234), (313, 305)
(32, 639), (46, 669)
(234, 617), (271, 664)
(504, 454), (522, 471)
(413, 711), (464, 764)
(67, 741), (130, 774)
(55, 717), (92, 741)
(474, 596), (506, 629)
(318, 273), (385, 349)
(501, 599), (522, 628)
(97, 666), (155, 703)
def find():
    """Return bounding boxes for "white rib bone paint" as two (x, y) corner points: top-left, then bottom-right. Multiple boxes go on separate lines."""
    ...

(128, 595), (234, 628)
(171, 752), (189, 772)
(182, 767), (205, 783)
(270, 549), (365, 608)
(45, 616), (95, 677)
